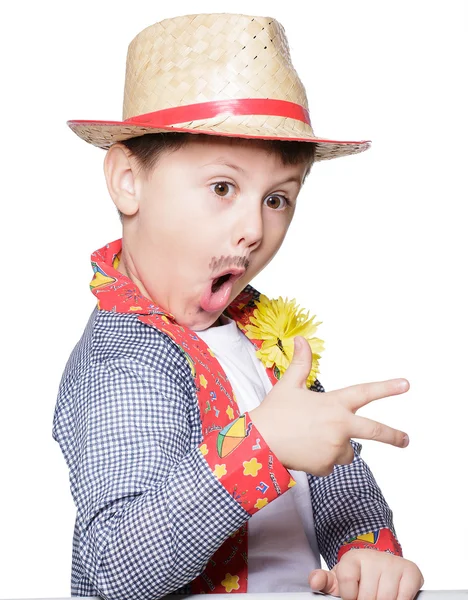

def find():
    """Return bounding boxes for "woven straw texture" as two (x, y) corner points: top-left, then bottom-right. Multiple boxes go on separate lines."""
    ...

(67, 13), (371, 161)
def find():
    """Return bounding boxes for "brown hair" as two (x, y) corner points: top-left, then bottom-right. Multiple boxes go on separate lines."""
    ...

(116, 132), (316, 219)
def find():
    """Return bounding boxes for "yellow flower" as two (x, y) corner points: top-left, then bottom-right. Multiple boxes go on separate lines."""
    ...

(244, 294), (325, 388)
(226, 406), (235, 421)
(199, 374), (208, 388)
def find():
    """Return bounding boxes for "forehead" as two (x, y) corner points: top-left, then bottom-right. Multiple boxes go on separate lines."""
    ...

(185, 134), (281, 155)
(169, 134), (308, 174)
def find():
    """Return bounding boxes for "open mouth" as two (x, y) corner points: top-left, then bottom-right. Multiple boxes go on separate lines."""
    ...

(201, 269), (245, 313)
(211, 273), (233, 293)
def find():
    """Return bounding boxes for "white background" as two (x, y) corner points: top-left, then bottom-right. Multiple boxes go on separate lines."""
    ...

(0, 1), (467, 597)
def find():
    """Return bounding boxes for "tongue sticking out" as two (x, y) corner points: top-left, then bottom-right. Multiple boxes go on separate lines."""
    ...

(201, 274), (234, 313)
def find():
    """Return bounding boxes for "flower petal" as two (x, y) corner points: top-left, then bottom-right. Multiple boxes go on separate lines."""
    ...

(245, 294), (324, 382)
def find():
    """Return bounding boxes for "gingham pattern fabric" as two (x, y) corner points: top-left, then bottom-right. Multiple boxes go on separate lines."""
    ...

(52, 239), (401, 598)
(54, 309), (249, 598)
(53, 307), (399, 599)
(308, 441), (399, 569)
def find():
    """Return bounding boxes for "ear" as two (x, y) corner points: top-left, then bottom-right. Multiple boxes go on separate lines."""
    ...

(103, 143), (140, 216)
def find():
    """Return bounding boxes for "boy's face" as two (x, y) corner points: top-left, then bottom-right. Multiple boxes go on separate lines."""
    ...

(106, 135), (309, 331)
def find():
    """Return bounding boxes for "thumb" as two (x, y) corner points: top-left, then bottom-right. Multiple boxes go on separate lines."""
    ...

(281, 336), (312, 388)
(308, 568), (340, 596)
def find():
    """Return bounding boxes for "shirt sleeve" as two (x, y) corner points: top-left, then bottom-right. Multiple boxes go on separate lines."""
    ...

(337, 526), (402, 561)
(307, 379), (402, 569)
(53, 354), (289, 600)
(200, 413), (295, 513)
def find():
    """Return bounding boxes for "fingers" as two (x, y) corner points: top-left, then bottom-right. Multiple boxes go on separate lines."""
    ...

(337, 553), (380, 600)
(309, 569), (340, 596)
(355, 565), (381, 600)
(396, 566), (425, 600)
(281, 336), (313, 389)
(377, 565), (422, 600)
(336, 550), (423, 600)
(349, 414), (409, 448)
(332, 378), (410, 449)
(336, 379), (410, 413)
(377, 570), (403, 600)
(336, 556), (360, 600)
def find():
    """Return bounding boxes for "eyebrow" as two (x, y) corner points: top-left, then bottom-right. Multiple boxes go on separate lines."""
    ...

(202, 159), (303, 187)
(278, 175), (303, 187)
(202, 158), (246, 174)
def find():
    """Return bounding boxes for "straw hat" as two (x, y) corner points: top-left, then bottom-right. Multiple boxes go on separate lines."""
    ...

(67, 13), (371, 161)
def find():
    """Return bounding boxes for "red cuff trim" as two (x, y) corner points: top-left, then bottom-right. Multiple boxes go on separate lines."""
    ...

(337, 527), (403, 561)
(200, 413), (295, 514)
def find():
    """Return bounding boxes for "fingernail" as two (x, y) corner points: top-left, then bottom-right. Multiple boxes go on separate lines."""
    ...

(402, 434), (410, 447)
(397, 379), (409, 391)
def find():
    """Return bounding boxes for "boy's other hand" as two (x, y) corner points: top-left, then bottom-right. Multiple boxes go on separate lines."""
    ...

(308, 549), (424, 600)
(249, 335), (410, 474)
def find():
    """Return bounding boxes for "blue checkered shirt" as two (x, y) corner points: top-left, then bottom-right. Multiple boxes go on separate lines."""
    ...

(52, 306), (398, 599)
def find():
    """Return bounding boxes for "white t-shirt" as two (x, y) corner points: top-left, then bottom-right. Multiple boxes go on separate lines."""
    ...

(196, 313), (321, 592)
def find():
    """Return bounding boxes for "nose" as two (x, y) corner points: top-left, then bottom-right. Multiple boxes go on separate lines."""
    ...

(232, 201), (263, 252)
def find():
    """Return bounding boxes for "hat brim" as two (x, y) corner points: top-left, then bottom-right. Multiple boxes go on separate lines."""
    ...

(67, 117), (371, 162)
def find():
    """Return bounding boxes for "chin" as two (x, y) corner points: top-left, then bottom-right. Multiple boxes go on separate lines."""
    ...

(188, 310), (221, 332)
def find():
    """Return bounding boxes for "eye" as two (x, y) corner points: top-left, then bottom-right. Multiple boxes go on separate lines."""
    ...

(211, 182), (234, 197)
(264, 194), (290, 210)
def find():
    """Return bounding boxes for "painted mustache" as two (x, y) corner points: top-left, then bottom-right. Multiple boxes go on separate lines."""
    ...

(209, 255), (250, 276)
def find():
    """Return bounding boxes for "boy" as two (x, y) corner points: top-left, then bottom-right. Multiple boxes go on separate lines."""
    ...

(53, 12), (424, 600)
